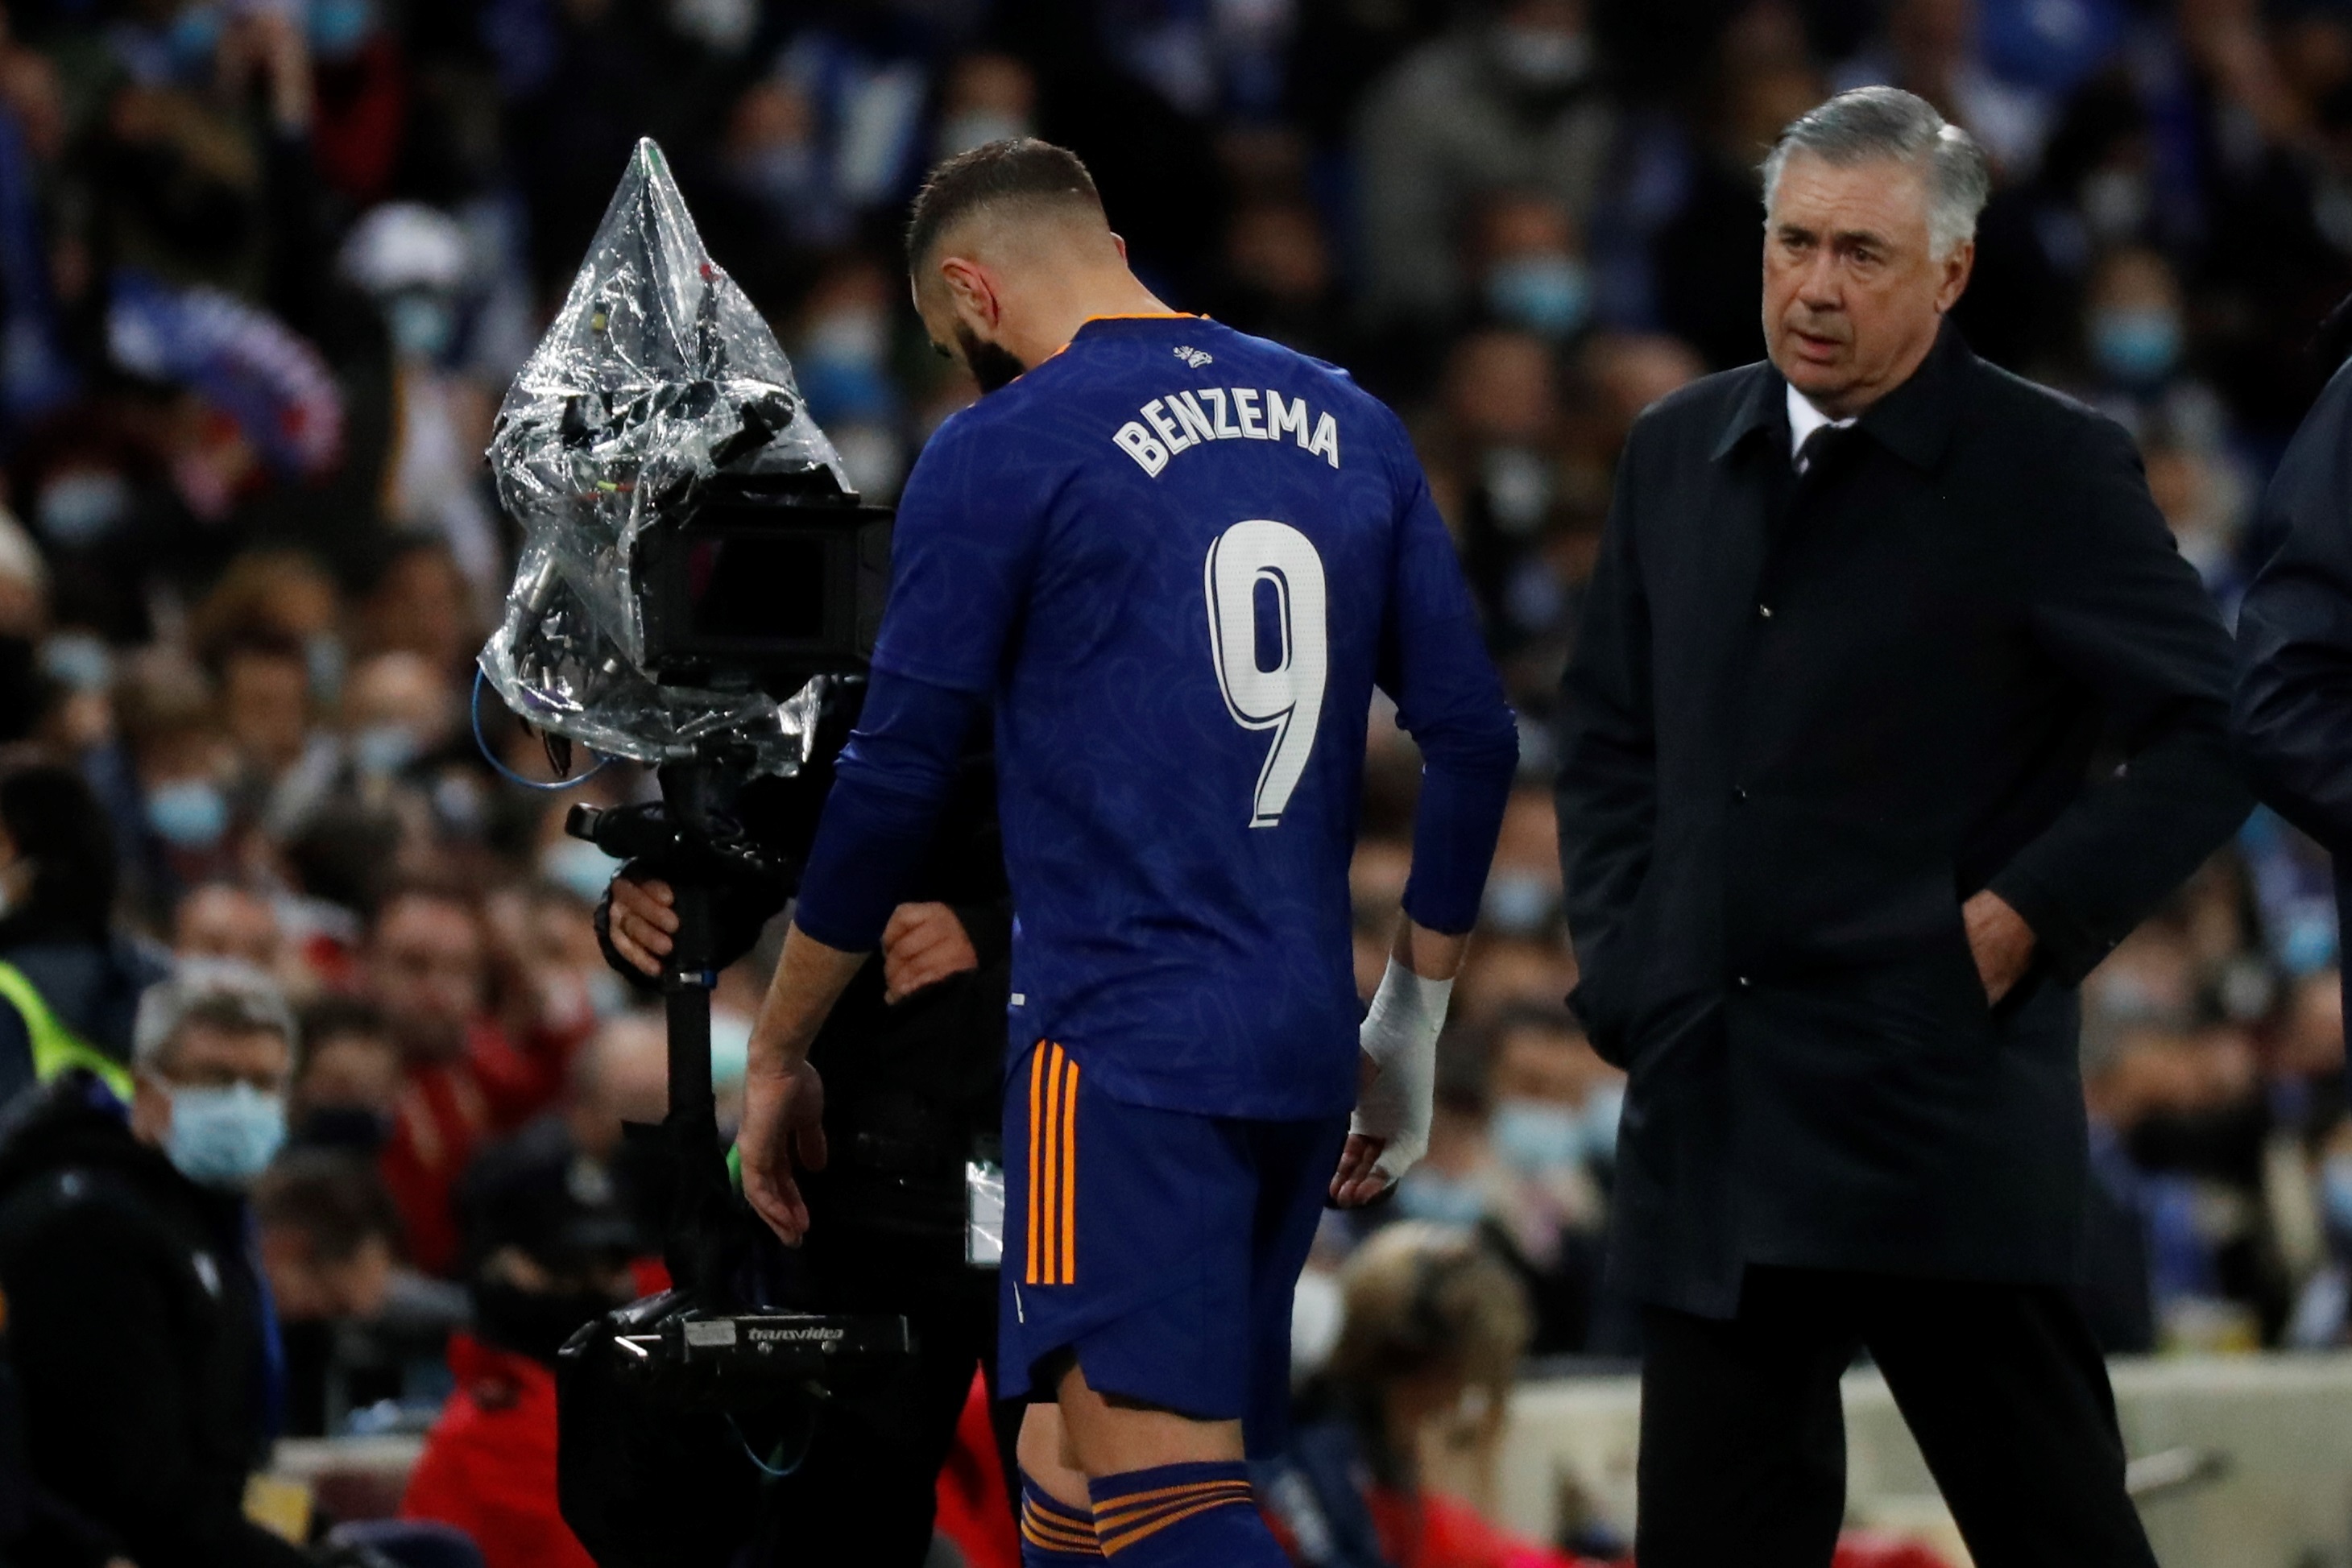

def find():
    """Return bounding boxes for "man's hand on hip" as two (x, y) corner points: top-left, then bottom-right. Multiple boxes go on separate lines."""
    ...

(1963, 889), (2035, 1004)
(882, 902), (979, 1003)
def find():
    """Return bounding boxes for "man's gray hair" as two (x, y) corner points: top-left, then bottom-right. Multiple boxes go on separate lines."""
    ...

(135, 958), (298, 1069)
(1762, 87), (1992, 261)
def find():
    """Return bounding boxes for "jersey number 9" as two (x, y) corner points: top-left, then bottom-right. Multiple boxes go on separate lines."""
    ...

(1205, 519), (1329, 828)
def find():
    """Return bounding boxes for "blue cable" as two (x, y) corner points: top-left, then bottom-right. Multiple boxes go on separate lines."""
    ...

(470, 667), (612, 792)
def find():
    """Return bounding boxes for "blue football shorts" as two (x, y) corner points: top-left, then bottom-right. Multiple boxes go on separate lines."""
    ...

(998, 1038), (1349, 1455)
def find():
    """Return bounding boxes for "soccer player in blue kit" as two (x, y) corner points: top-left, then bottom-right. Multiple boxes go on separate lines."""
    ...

(721, 140), (1518, 1565)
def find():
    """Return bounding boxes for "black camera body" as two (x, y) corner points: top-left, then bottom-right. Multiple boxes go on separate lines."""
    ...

(635, 470), (892, 695)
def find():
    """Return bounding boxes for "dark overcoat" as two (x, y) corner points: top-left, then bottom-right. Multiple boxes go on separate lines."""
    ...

(2232, 350), (2352, 1041)
(1556, 324), (2251, 1318)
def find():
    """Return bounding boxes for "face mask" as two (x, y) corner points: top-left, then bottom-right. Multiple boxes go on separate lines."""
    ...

(540, 838), (622, 905)
(1582, 1081), (1624, 1160)
(304, 633), (345, 704)
(1396, 1168), (1489, 1226)
(168, 3), (225, 77)
(2090, 308), (2181, 387)
(1494, 23), (1591, 88)
(1491, 1098), (1584, 1174)
(386, 292), (455, 362)
(473, 1276), (616, 1365)
(297, 1105), (390, 1152)
(308, 0), (376, 59)
(1481, 872), (1559, 937)
(2325, 1153), (2352, 1242)
(937, 111), (1032, 160)
(710, 1006), (753, 1091)
(36, 473), (130, 547)
(955, 323), (1029, 395)
(805, 309), (888, 372)
(146, 780), (230, 850)
(40, 631), (112, 692)
(164, 1081), (288, 1189)
(1486, 254), (1591, 339)
(353, 723), (422, 777)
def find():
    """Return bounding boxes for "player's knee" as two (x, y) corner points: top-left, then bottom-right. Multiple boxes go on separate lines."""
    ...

(1059, 1397), (1244, 1478)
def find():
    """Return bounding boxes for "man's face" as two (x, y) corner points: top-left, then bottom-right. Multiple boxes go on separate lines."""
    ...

(368, 895), (485, 1061)
(131, 1021), (292, 1145)
(176, 884), (281, 969)
(1762, 152), (1971, 415)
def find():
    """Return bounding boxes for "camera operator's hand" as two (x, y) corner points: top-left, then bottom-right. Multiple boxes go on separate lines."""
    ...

(882, 902), (979, 1003)
(739, 1054), (826, 1243)
(607, 877), (681, 976)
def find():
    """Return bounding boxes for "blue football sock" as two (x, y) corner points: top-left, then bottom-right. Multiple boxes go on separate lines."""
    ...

(1021, 1470), (1104, 1562)
(1087, 1461), (1284, 1563)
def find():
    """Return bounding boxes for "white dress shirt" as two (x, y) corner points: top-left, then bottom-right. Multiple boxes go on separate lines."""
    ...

(1787, 383), (1856, 471)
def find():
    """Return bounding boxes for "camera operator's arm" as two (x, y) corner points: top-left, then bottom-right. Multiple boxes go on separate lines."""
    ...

(740, 668), (989, 1242)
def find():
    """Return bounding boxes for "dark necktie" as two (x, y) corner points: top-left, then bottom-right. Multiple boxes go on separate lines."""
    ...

(1795, 422), (1849, 476)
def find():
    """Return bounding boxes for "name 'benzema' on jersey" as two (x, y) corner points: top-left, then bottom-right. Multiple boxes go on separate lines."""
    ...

(1112, 382), (1341, 476)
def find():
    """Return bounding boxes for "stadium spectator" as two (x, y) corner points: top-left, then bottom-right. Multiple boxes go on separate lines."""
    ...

(368, 878), (564, 1276)
(0, 960), (307, 1568)
(0, 760), (163, 1104)
(398, 1016), (669, 1568)
(255, 1146), (403, 1438)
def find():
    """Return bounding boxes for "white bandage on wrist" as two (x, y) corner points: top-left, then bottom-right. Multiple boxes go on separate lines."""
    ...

(1351, 958), (1451, 1185)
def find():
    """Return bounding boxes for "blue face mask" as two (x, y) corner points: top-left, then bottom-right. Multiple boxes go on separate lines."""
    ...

(164, 1081), (288, 1189)
(1395, 1168), (1489, 1226)
(386, 292), (455, 362)
(304, 633), (345, 704)
(2090, 308), (2181, 387)
(146, 780), (229, 850)
(308, 0), (376, 59)
(2325, 1154), (2352, 1241)
(1487, 254), (1592, 339)
(36, 473), (130, 547)
(710, 1007), (753, 1091)
(40, 632), (112, 692)
(1582, 1082), (1625, 1163)
(1481, 872), (1559, 937)
(539, 838), (621, 905)
(1490, 1098), (1584, 1174)
(168, 3), (226, 77)
(353, 724), (421, 777)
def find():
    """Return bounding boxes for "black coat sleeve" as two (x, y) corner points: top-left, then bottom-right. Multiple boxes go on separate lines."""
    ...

(1984, 416), (2254, 983)
(2233, 360), (2352, 853)
(1555, 425), (1658, 1065)
(2, 1206), (313, 1568)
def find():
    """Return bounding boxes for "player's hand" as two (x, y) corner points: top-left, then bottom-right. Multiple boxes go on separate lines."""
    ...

(608, 877), (680, 977)
(1330, 1048), (1398, 1207)
(882, 902), (979, 1003)
(739, 1054), (827, 1244)
(1330, 1129), (1392, 1207)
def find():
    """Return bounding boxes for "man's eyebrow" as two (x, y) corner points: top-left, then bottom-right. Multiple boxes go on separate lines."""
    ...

(1831, 225), (1893, 250)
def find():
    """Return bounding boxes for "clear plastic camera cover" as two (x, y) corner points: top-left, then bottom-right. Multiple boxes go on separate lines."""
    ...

(478, 137), (847, 773)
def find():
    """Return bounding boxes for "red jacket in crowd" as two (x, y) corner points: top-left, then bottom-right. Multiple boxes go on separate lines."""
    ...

(400, 1332), (593, 1568)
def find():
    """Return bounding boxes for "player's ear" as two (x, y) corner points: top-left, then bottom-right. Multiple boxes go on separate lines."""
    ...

(937, 256), (1000, 330)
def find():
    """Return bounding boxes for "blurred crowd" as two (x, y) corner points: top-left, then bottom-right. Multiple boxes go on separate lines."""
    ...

(0, 0), (2340, 1562)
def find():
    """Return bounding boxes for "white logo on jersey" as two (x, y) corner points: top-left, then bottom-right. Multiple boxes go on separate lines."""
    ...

(1174, 345), (1214, 368)
(1112, 387), (1341, 478)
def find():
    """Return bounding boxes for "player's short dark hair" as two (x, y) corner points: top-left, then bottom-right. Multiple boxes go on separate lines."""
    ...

(905, 139), (1104, 273)
(255, 1148), (402, 1264)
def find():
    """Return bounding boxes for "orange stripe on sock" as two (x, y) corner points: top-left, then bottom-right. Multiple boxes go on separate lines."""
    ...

(1099, 1494), (1253, 1554)
(1025, 1045), (1046, 1285)
(1059, 1056), (1079, 1285)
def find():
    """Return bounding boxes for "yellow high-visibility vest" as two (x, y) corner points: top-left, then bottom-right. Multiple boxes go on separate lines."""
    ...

(0, 960), (132, 1101)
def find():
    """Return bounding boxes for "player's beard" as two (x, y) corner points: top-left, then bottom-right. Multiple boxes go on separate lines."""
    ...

(956, 324), (1029, 394)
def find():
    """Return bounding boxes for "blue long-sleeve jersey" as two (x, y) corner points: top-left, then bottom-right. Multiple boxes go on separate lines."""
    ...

(796, 314), (1517, 1119)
